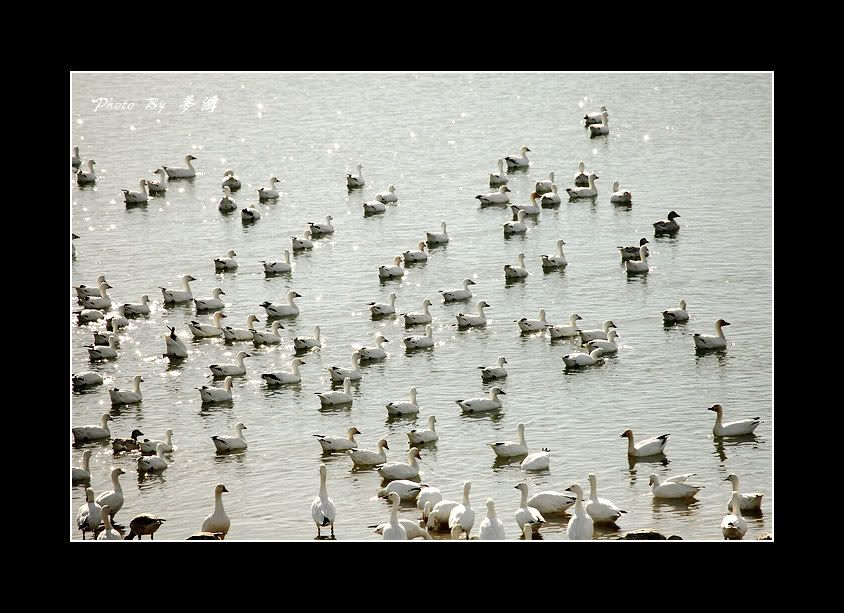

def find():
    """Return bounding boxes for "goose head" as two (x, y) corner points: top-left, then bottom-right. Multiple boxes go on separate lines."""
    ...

(112, 466), (127, 478)
(514, 482), (528, 495)
(211, 287), (225, 298)
(213, 312), (227, 323)
(607, 330), (619, 342)
(600, 105), (607, 112)
(477, 300), (490, 311)
(235, 351), (251, 362)
(325, 215), (334, 224)
(388, 491), (401, 507)
(393, 256), (402, 267)
(499, 185), (510, 194)
(350, 351), (361, 367)
(667, 211), (681, 220)
(291, 357), (306, 369)
(376, 333), (388, 344)
(427, 415), (437, 428)
(565, 483), (584, 498)
(225, 250), (237, 258)
(348, 427), (361, 438)
(215, 483), (229, 495)
(570, 313), (582, 325)
(520, 145), (531, 155)
(269, 176), (280, 186)
(725, 473), (739, 488)
(716, 319), (731, 327)
(132, 375), (144, 388)
(408, 447), (422, 463)
(463, 278), (476, 289)
(287, 290), (302, 302)
(588, 172), (599, 183)
(186, 154), (197, 162)
(155, 168), (167, 177)
(603, 320), (617, 331)
(181, 274), (197, 284)
(619, 429), (633, 440)
(497, 356), (507, 366)
(376, 438), (389, 451)
(417, 241), (427, 251)
(490, 387), (506, 399)
(246, 314), (259, 326)
(224, 169), (235, 177)
(140, 295), (150, 305)
(648, 474), (659, 487)
(234, 422), (247, 436)
(100, 413), (114, 427)
(387, 184), (396, 193)
(707, 404), (724, 414)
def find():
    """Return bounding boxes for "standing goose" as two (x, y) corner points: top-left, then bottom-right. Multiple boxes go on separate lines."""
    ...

(610, 181), (632, 204)
(198, 376), (233, 403)
(618, 238), (650, 261)
(261, 358), (306, 386)
(123, 295), (151, 317)
(694, 319), (730, 351)
(722, 492), (748, 540)
(476, 185), (511, 206)
(565, 483), (594, 540)
(218, 186), (237, 212)
(521, 448), (551, 471)
(504, 253), (529, 279)
(147, 168), (168, 194)
(724, 474), (764, 511)
(535, 171), (556, 194)
(402, 299), (432, 326)
(511, 194), (541, 217)
(585, 473), (627, 525)
(96, 506), (122, 540)
(160, 274), (197, 304)
(76, 487), (103, 539)
(312, 464), (336, 538)
(378, 256), (405, 279)
(76, 160), (97, 185)
(479, 356), (508, 381)
(221, 169), (241, 191)
(358, 334), (388, 360)
(584, 105), (608, 125)
(222, 315), (259, 341)
(621, 430), (669, 457)
(514, 482), (546, 533)
(426, 221), (449, 245)
(293, 325), (321, 351)
(163, 154), (197, 178)
(209, 351), (251, 377)
(140, 429), (174, 454)
(348, 438), (389, 466)
(252, 321), (284, 345)
(73, 371), (104, 391)
(329, 351), (362, 382)
(211, 422), (247, 452)
(80, 281), (113, 310)
(214, 250), (238, 272)
(504, 145), (531, 170)
(503, 210), (528, 236)
(708, 404), (761, 436)
(123, 179), (149, 205)
(448, 481), (476, 539)
(440, 279), (475, 303)
(663, 299), (689, 323)
(95, 468), (126, 518)
(258, 176), (280, 201)
(346, 164), (365, 189)
(625, 245), (650, 274)
(378, 447), (422, 480)
(382, 492), (407, 540)
(241, 206), (261, 222)
(653, 211), (681, 234)
(588, 111), (610, 136)
(72, 146), (82, 168)
(72, 413), (113, 444)
(291, 230), (314, 251)
(316, 377), (353, 406)
(375, 184), (398, 203)
(540, 184), (561, 206)
(574, 160), (590, 186)
(407, 415), (438, 444)
(490, 422), (528, 458)
(126, 514), (166, 540)
(479, 499), (506, 540)
(201, 484), (230, 539)
(403, 325), (434, 349)
(427, 498), (460, 532)
(403, 241), (428, 263)
(649, 474), (701, 499)
(386, 387), (420, 416)
(540, 240), (568, 269)
(137, 443), (168, 472)
(549, 313), (583, 339)
(562, 348), (603, 368)
(188, 312), (227, 338)
(489, 158), (509, 186)
(587, 330), (620, 354)
(580, 320), (617, 343)
(75, 274), (108, 299)
(87, 336), (118, 361)
(262, 250), (292, 274)
(369, 292), (398, 317)
(109, 375), (143, 405)
(566, 172), (599, 199)
(72, 450), (93, 483)
(164, 326), (188, 358)
(456, 387), (505, 413)
(517, 308), (549, 333)
(261, 291), (301, 317)
(314, 427), (361, 453)
(457, 301), (490, 327)
(362, 199), (387, 216)
(309, 216), (335, 237)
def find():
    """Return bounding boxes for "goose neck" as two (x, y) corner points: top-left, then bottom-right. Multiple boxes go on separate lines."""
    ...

(716, 322), (726, 338)
(520, 488), (528, 507)
(81, 454), (90, 471)
(112, 472), (122, 493)
(185, 156), (195, 170)
(410, 388), (417, 404)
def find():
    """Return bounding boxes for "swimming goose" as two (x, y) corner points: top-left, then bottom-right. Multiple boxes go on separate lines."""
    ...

(489, 158), (509, 186)
(522, 448), (551, 471)
(374, 519), (432, 540)
(535, 171), (556, 194)
(214, 250), (238, 272)
(109, 375), (143, 405)
(517, 308), (549, 333)
(589, 111), (610, 136)
(724, 474), (764, 511)
(292, 325), (321, 351)
(72, 449), (93, 483)
(404, 325), (434, 349)
(694, 319), (730, 351)
(618, 238), (649, 261)
(654, 211), (681, 234)
(76, 487), (103, 539)
(222, 314), (259, 341)
(75, 275), (108, 299)
(504, 253), (529, 279)
(96, 507), (122, 540)
(478, 499), (506, 540)
(574, 161), (590, 187)
(418, 486), (443, 518)
(262, 250), (292, 274)
(211, 422), (248, 452)
(160, 274), (196, 304)
(163, 154), (197, 178)
(610, 181), (632, 204)
(375, 184), (398, 203)
(457, 300), (490, 328)
(93, 318), (120, 346)
(147, 168), (168, 194)
(378, 256), (405, 279)
(123, 295), (151, 317)
(309, 216), (335, 237)
(448, 481), (476, 539)
(362, 199), (386, 215)
(649, 474), (701, 499)
(540, 185), (561, 206)
(201, 484), (230, 538)
(503, 210), (528, 235)
(549, 313), (582, 339)
(402, 299), (432, 326)
(504, 145), (531, 170)
(403, 241), (428, 263)
(378, 480), (423, 501)
(427, 498), (460, 532)
(440, 279), (475, 303)
(722, 492), (748, 539)
(311, 464), (336, 537)
(291, 230), (314, 251)
(426, 221), (449, 245)
(527, 488), (576, 516)
(73, 371), (104, 390)
(209, 351), (251, 377)
(584, 105), (608, 125)
(329, 351), (362, 382)
(625, 245), (650, 274)
(241, 207), (261, 222)
(540, 240), (568, 270)
(221, 169), (241, 191)
(137, 443), (169, 471)
(102, 310), (126, 327)
(261, 291), (301, 317)
(316, 377), (353, 405)
(195, 288), (226, 312)
(490, 422), (527, 458)
(621, 430), (669, 456)
(386, 387), (420, 416)
(479, 356), (508, 382)
(250, 321), (283, 346)
(378, 447), (421, 480)
(126, 514), (166, 540)
(140, 429), (173, 454)
(258, 176), (280, 201)
(218, 186), (237, 212)
(72, 146), (81, 168)
(346, 164), (365, 189)
(407, 415), (438, 444)
(708, 404), (761, 436)
(476, 185), (511, 206)
(188, 311), (227, 337)
(580, 320), (617, 343)
(662, 299), (689, 323)
(511, 194), (541, 217)
(76, 160), (97, 185)
(349, 438), (390, 466)
(80, 281), (113, 310)
(514, 482), (546, 533)
(199, 376), (233, 403)
(586, 330), (619, 354)
(358, 334), (388, 360)
(566, 172), (599, 199)
(123, 179), (149, 205)
(565, 483), (594, 540)
(456, 387), (505, 413)
(261, 358), (306, 386)
(314, 427), (361, 453)
(382, 492), (407, 540)
(369, 292), (398, 317)
(87, 337), (118, 360)
(95, 467), (126, 517)
(585, 473), (627, 525)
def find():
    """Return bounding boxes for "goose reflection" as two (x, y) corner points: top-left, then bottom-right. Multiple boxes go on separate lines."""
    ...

(650, 496), (701, 517)
(712, 434), (762, 463)
(628, 453), (669, 476)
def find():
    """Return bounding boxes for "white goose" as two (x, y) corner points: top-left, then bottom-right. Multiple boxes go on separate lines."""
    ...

(293, 325), (321, 350)
(456, 301), (490, 328)
(147, 168), (168, 194)
(369, 292), (397, 316)
(348, 438), (390, 467)
(456, 387), (505, 413)
(514, 482), (546, 533)
(618, 238), (650, 261)
(479, 356), (507, 381)
(403, 241), (428, 263)
(527, 488), (576, 516)
(308, 216), (335, 237)
(214, 250), (238, 272)
(212, 422), (248, 452)
(252, 321), (284, 345)
(202, 484), (230, 539)
(440, 279), (475, 302)
(580, 320), (617, 343)
(535, 171), (556, 194)
(504, 253), (529, 279)
(511, 194), (541, 217)
(378, 447), (421, 480)
(565, 483), (594, 540)
(403, 325), (434, 349)
(261, 358), (306, 386)
(241, 207), (261, 222)
(418, 486), (443, 518)
(476, 185), (511, 206)
(402, 299), (432, 326)
(188, 312), (227, 338)
(76, 160), (97, 185)
(386, 387), (420, 416)
(316, 377), (353, 406)
(587, 330), (620, 354)
(123, 295), (151, 317)
(358, 333), (388, 360)
(448, 481), (476, 539)
(123, 179), (149, 205)
(540, 185), (561, 206)
(221, 169), (241, 190)
(311, 464), (336, 537)
(291, 230), (314, 251)
(503, 210), (528, 235)
(574, 160), (590, 186)
(521, 448), (551, 471)
(724, 474), (764, 511)
(407, 415), (438, 444)
(585, 473), (627, 525)
(96, 506), (122, 540)
(261, 291), (301, 317)
(610, 181), (632, 204)
(478, 499), (506, 540)
(222, 315), (259, 341)
(72, 450), (92, 482)
(566, 172), (599, 199)
(80, 281), (113, 310)
(540, 240), (568, 269)
(663, 299), (689, 323)
(160, 274), (196, 304)
(378, 256), (405, 279)
(504, 145), (531, 170)
(209, 351), (251, 377)
(584, 105), (608, 125)
(137, 443), (168, 471)
(163, 154), (197, 178)
(314, 427), (361, 453)
(329, 351), (362, 382)
(650, 473), (701, 499)
(71, 146), (82, 168)
(653, 211), (681, 234)
(428, 498), (460, 532)
(378, 480), (423, 501)
(375, 184), (398, 203)
(87, 337), (118, 360)
(589, 111), (610, 136)
(140, 429), (174, 454)
(709, 404), (761, 436)
(263, 250), (292, 274)
(382, 492), (407, 540)
(75, 275), (108, 299)
(426, 221), (449, 245)
(95, 468), (126, 519)
(694, 319), (730, 351)
(346, 164), (365, 189)
(258, 176), (280, 201)
(76, 487), (103, 538)
(722, 492), (748, 539)
(199, 376), (233, 403)
(490, 422), (527, 457)
(362, 199), (386, 215)
(218, 186), (237, 212)
(621, 430), (669, 457)
(374, 519), (431, 540)
(195, 287), (226, 311)
(489, 158), (509, 186)
(549, 313), (582, 339)
(109, 375), (143, 405)
(517, 308), (549, 333)
(73, 371), (103, 390)
(625, 245), (650, 274)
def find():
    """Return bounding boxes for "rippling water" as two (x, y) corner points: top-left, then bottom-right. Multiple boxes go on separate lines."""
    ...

(71, 73), (772, 540)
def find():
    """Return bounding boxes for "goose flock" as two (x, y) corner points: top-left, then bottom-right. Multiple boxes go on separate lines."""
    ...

(72, 98), (768, 542)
